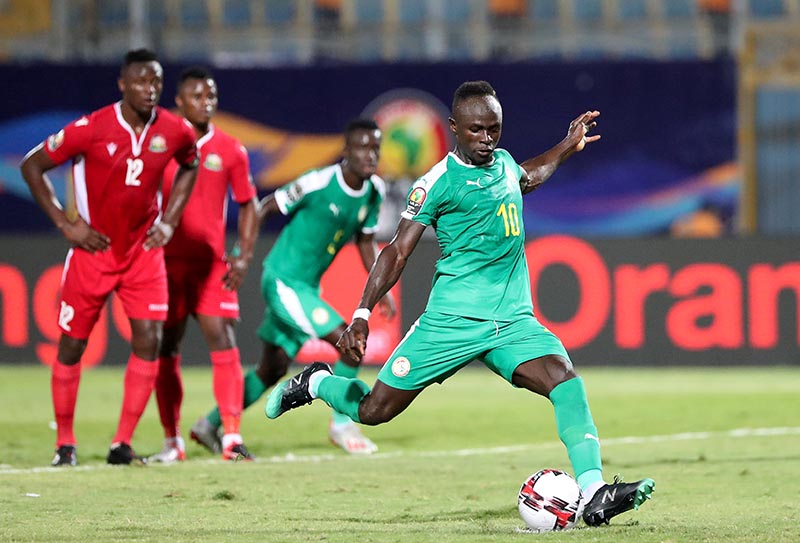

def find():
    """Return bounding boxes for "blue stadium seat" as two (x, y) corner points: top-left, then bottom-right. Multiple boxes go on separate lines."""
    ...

(222, 0), (252, 26)
(264, 0), (296, 24)
(571, 0), (604, 21)
(148, 0), (167, 26)
(443, 0), (472, 22)
(98, 0), (129, 28)
(398, 0), (427, 22)
(353, 0), (384, 23)
(179, 0), (209, 26)
(746, 0), (787, 17)
(617, 0), (648, 20)
(663, 0), (696, 18)
(529, 0), (559, 22)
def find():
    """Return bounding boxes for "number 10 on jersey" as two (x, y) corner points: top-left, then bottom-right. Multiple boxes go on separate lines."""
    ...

(497, 202), (520, 237)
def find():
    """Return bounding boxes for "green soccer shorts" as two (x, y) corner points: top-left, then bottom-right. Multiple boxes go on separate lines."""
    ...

(258, 269), (344, 358)
(377, 311), (570, 390)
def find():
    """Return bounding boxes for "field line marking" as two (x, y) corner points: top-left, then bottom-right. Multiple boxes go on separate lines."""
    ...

(2, 426), (799, 475)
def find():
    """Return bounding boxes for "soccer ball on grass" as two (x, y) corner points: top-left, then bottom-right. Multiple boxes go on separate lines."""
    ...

(517, 469), (584, 532)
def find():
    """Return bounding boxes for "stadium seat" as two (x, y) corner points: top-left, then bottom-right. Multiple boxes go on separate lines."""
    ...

(353, 0), (384, 24)
(398, 0), (427, 22)
(443, 0), (472, 23)
(98, 1), (129, 28)
(148, 0), (167, 26)
(528, 0), (559, 22)
(571, 0), (604, 21)
(222, 0), (252, 26)
(745, 0), (787, 17)
(178, 0), (209, 27)
(616, 0), (648, 20)
(663, 0), (697, 18)
(264, 0), (296, 24)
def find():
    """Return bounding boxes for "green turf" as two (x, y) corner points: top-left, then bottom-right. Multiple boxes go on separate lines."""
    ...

(1, 364), (798, 542)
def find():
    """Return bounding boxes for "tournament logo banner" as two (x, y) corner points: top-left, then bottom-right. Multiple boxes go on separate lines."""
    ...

(362, 89), (452, 181)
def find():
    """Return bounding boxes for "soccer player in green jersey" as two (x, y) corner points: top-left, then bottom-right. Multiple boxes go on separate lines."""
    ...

(191, 118), (396, 455)
(266, 81), (655, 526)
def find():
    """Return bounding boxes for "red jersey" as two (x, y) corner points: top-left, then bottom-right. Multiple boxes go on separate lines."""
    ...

(43, 102), (197, 259)
(162, 124), (256, 261)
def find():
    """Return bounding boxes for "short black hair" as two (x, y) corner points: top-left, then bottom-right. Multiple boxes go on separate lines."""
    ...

(123, 48), (159, 68)
(178, 66), (214, 86)
(452, 80), (497, 112)
(344, 118), (380, 138)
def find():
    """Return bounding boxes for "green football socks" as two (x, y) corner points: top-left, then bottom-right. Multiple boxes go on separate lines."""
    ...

(314, 373), (370, 424)
(330, 361), (360, 425)
(206, 369), (267, 429)
(549, 377), (604, 489)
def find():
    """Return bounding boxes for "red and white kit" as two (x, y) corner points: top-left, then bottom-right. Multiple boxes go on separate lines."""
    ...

(44, 102), (197, 338)
(162, 124), (256, 324)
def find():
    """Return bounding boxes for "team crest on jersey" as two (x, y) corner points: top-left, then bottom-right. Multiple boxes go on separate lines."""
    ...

(406, 187), (427, 216)
(391, 357), (411, 377)
(47, 130), (65, 152)
(311, 307), (330, 325)
(358, 206), (368, 222)
(203, 153), (223, 171)
(149, 135), (167, 153)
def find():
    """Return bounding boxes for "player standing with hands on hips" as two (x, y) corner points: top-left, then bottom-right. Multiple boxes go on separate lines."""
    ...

(149, 66), (259, 463)
(266, 81), (655, 526)
(20, 49), (199, 466)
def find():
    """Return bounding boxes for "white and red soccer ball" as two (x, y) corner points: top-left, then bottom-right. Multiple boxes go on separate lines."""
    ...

(518, 469), (584, 532)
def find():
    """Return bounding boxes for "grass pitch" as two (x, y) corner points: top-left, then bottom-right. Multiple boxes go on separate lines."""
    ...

(1, 364), (798, 542)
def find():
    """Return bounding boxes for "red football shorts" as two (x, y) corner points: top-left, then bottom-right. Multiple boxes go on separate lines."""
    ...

(164, 257), (240, 327)
(58, 245), (168, 339)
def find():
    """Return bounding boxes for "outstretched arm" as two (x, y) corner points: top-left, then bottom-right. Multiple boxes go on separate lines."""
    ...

(20, 146), (110, 252)
(337, 218), (426, 362)
(519, 110), (601, 195)
(145, 164), (198, 249)
(355, 231), (397, 320)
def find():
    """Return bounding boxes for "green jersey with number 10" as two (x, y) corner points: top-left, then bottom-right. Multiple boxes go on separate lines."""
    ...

(267, 163), (384, 286)
(401, 149), (531, 321)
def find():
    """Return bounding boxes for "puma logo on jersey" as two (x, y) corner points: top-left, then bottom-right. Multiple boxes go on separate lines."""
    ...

(75, 117), (89, 127)
(106, 143), (117, 156)
(329, 203), (340, 217)
(465, 179), (483, 188)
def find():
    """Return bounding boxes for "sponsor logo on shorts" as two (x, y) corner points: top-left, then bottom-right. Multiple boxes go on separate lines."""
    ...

(220, 302), (239, 311)
(312, 307), (330, 325)
(149, 135), (167, 153)
(148, 303), (168, 312)
(391, 356), (411, 377)
(406, 187), (426, 216)
(203, 153), (223, 171)
(47, 130), (65, 152)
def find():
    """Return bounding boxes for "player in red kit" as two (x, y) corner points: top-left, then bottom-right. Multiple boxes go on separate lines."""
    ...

(19, 49), (199, 466)
(149, 67), (258, 463)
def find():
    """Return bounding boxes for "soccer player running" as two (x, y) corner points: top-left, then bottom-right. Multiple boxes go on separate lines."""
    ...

(190, 118), (395, 455)
(19, 49), (199, 466)
(148, 67), (259, 464)
(267, 81), (655, 526)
